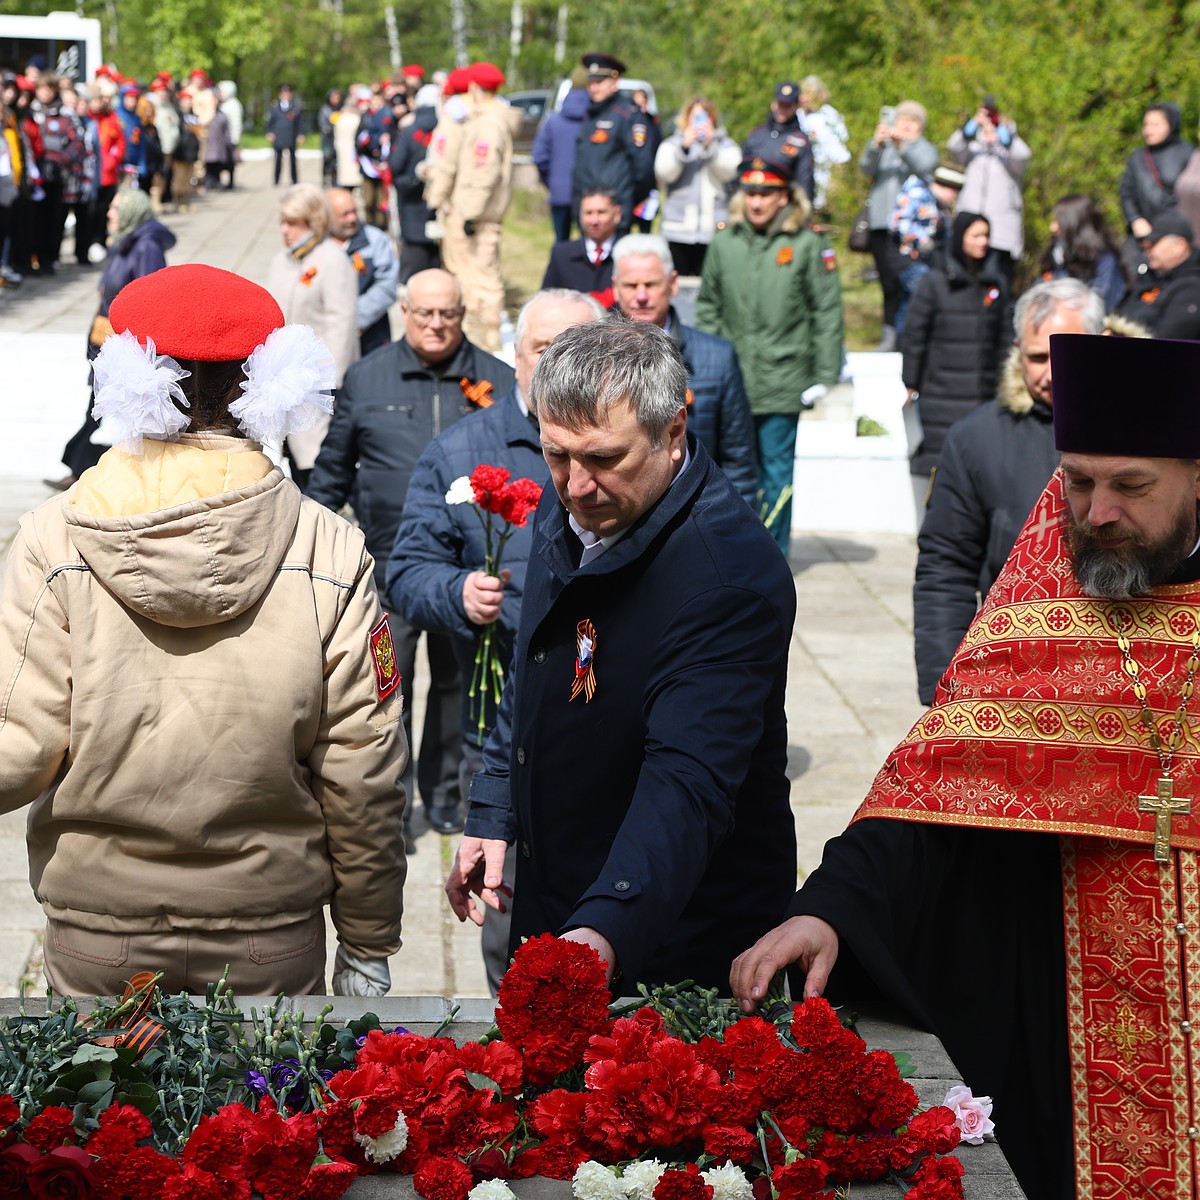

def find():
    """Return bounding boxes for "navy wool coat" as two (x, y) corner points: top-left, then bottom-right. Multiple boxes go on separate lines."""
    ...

(466, 435), (798, 989)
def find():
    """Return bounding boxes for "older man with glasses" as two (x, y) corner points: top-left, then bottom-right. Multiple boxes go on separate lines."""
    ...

(309, 268), (515, 846)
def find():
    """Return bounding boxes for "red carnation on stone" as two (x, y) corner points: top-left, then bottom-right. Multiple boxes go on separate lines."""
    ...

(412, 1154), (473, 1200)
(160, 1161), (226, 1200)
(652, 1163), (713, 1200)
(771, 1157), (830, 1199)
(298, 1160), (358, 1200)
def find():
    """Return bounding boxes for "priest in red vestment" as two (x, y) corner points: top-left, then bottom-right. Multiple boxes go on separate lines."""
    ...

(732, 333), (1200, 1200)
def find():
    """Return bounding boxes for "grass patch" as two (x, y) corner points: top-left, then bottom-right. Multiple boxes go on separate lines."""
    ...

(501, 187), (554, 314)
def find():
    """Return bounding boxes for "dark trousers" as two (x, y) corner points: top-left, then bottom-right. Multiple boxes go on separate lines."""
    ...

(551, 204), (572, 242)
(755, 411), (799, 556)
(399, 240), (441, 285)
(869, 227), (905, 329)
(90, 185), (116, 251)
(667, 241), (707, 276)
(273, 144), (298, 185)
(390, 609), (462, 818)
(33, 181), (66, 269)
(62, 396), (105, 478)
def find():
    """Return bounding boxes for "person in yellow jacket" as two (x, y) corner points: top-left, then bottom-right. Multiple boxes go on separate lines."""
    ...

(424, 62), (515, 352)
(0, 264), (407, 998)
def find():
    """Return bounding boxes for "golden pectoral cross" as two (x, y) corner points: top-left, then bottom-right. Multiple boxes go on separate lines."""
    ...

(1138, 777), (1192, 863)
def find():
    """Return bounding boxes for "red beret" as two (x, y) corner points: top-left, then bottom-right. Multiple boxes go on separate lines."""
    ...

(444, 67), (471, 97)
(402, 63), (424, 78)
(109, 265), (284, 363)
(15, 76), (35, 93)
(469, 61), (505, 91)
(150, 79), (167, 91)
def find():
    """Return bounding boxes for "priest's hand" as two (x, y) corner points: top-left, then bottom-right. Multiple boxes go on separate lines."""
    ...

(446, 836), (512, 926)
(561, 927), (617, 985)
(730, 915), (839, 1013)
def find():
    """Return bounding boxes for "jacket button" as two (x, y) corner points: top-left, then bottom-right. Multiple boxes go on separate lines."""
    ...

(516, 747), (526, 765)
(613, 879), (630, 892)
(533, 647), (546, 664)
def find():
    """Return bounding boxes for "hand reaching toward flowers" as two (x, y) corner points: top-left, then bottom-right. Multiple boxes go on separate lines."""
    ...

(729, 915), (839, 1012)
(463, 568), (511, 626)
(446, 835), (512, 925)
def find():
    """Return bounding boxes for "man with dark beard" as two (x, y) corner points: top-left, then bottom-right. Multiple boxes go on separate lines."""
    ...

(731, 332), (1200, 1200)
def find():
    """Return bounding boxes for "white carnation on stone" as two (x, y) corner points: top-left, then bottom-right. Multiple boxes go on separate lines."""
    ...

(446, 475), (475, 504)
(468, 1181), (519, 1200)
(619, 1159), (668, 1199)
(352, 1109), (409, 1163)
(702, 1162), (755, 1200)
(572, 1159), (628, 1199)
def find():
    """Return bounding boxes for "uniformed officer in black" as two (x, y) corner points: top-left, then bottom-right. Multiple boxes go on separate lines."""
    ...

(741, 81), (815, 203)
(572, 53), (655, 237)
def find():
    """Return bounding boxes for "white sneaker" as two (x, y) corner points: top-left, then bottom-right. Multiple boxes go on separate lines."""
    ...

(0, 265), (22, 286)
(87, 243), (107, 264)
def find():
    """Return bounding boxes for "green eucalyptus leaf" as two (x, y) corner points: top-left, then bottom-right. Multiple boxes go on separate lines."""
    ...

(465, 1070), (501, 1095)
(72, 1044), (118, 1065)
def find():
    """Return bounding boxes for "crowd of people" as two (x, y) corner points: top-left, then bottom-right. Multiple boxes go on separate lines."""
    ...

(10, 43), (1200, 1200)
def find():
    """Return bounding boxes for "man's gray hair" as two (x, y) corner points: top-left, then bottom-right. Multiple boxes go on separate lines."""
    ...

(515, 289), (605, 349)
(612, 234), (675, 275)
(530, 320), (687, 442)
(1015, 278), (1105, 339)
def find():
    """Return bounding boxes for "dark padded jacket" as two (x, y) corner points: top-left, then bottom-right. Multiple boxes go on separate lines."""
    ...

(912, 351), (1057, 704)
(307, 337), (515, 593)
(900, 249), (1010, 478)
(1116, 251), (1200, 339)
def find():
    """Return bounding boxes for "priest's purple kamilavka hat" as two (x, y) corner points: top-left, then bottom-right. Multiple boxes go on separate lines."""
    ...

(1052, 332), (1200, 456)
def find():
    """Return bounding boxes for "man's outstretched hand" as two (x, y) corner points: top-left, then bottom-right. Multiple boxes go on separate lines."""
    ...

(446, 836), (511, 926)
(729, 915), (839, 1012)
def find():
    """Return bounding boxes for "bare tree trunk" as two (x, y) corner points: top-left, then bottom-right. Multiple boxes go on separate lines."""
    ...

(451, 0), (468, 68)
(384, 4), (401, 76)
(554, 2), (568, 67)
(506, 0), (522, 82)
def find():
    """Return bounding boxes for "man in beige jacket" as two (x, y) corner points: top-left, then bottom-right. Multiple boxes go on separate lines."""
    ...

(424, 62), (515, 352)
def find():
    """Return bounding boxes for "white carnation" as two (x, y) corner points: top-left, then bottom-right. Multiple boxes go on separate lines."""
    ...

(445, 475), (476, 505)
(352, 1109), (409, 1163)
(468, 1182), (518, 1200)
(619, 1159), (668, 1199)
(572, 1159), (627, 1199)
(702, 1162), (755, 1200)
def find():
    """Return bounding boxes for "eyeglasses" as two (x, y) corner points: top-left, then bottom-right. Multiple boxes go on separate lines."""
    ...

(406, 306), (465, 324)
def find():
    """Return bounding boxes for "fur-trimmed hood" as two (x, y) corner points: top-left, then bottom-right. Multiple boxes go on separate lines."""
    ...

(999, 312), (1152, 416)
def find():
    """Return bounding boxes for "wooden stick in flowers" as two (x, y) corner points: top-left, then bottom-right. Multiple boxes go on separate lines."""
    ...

(445, 464), (543, 741)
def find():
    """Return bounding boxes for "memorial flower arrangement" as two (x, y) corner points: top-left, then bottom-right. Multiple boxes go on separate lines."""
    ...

(445, 464), (543, 738)
(0, 938), (972, 1200)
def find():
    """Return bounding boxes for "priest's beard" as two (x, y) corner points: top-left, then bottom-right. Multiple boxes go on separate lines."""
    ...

(1068, 501), (1198, 600)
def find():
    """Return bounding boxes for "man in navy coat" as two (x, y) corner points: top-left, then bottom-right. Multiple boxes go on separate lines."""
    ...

(447, 319), (797, 990)
(387, 288), (604, 989)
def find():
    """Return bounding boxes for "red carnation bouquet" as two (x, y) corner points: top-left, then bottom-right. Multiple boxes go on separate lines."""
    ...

(445, 464), (543, 739)
(0, 938), (975, 1200)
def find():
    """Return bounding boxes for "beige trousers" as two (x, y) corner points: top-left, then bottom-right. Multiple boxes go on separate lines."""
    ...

(42, 913), (327, 997)
(443, 214), (503, 353)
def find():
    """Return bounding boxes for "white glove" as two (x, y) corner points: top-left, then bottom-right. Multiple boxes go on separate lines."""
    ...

(800, 383), (828, 410)
(332, 947), (391, 997)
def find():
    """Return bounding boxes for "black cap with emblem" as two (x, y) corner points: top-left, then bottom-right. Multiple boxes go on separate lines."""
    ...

(582, 52), (627, 79)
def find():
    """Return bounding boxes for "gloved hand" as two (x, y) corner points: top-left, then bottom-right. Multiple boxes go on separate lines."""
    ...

(463, 218), (477, 237)
(332, 947), (391, 997)
(800, 383), (828, 410)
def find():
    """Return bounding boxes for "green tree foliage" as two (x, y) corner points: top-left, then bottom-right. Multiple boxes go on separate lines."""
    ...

(4, 0), (1198, 269)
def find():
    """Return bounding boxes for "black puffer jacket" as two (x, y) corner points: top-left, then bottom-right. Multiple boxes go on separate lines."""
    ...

(1119, 103), (1194, 233)
(389, 106), (439, 247)
(901, 219), (1010, 478)
(307, 336), (515, 592)
(1116, 250), (1200, 339)
(912, 349), (1057, 704)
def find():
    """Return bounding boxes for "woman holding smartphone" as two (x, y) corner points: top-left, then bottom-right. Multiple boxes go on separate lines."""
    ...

(858, 98), (938, 351)
(655, 97), (741, 276)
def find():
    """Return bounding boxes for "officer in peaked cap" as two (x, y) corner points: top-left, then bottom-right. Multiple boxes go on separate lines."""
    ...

(572, 52), (654, 237)
(740, 80), (815, 203)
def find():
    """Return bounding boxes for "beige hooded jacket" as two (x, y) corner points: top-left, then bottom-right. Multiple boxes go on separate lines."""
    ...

(0, 434), (407, 960)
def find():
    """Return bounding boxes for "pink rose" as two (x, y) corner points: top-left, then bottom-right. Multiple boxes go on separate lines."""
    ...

(943, 1084), (995, 1145)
